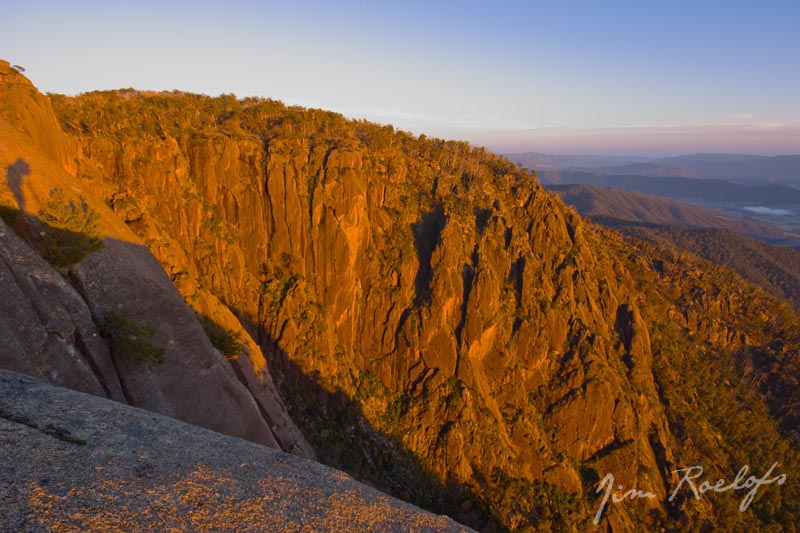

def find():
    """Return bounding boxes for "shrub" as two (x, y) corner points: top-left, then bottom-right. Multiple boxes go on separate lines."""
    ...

(0, 203), (19, 227)
(100, 309), (165, 366)
(36, 188), (103, 267)
(201, 319), (244, 359)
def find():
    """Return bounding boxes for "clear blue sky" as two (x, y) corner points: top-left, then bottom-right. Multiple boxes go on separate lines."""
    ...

(2, 0), (798, 155)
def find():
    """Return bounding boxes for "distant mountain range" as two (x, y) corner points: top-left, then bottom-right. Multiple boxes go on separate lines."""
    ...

(548, 183), (793, 239)
(540, 170), (800, 208)
(548, 184), (800, 310)
(656, 154), (800, 185)
(507, 152), (800, 186)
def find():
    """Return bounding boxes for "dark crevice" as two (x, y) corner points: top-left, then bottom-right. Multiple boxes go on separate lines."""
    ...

(0, 407), (87, 445)
(615, 304), (635, 352)
(73, 330), (113, 398)
(648, 425), (676, 516)
(228, 357), (284, 451)
(408, 365), (438, 398)
(454, 264), (473, 360)
(394, 307), (412, 349)
(107, 354), (135, 405)
(509, 255), (526, 307)
(411, 205), (446, 306)
(585, 437), (634, 463)
(67, 271), (134, 405)
(474, 206), (492, 236)
(454, 247), (479, 376)
(565, 219), (577, 244)
(261, 152), (279, 249)
(320, 145), (338, 171)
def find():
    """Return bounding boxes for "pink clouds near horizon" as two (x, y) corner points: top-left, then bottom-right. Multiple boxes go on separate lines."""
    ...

(435, 123), (800, 156)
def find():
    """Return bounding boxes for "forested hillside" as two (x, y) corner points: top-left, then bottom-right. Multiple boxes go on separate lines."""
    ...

(1, 65), (796, 531)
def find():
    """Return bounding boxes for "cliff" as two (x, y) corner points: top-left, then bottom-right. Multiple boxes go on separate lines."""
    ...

(0, 370), (470, 532)
(0, 63), (313, 458)
(0, 62), (798, 530)
(47, 87), (800, 530)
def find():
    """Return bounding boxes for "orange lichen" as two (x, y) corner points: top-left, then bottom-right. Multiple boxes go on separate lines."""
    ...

(25, 465), (460, 532)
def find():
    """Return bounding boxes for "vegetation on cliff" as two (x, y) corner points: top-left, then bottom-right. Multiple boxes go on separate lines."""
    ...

(1, 64), (314, 459)
(14, 87), (793, 531)
(548, 183), (800, 312)
(617, 225), (800, 312)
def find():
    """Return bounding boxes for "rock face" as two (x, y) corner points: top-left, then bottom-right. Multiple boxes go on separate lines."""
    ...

(0, 65), (312, 459)
(44, 88), (800, 531)
(1, 64), (798, 530)
(0, 217), (125, 401)
(0, 370), (470, 532)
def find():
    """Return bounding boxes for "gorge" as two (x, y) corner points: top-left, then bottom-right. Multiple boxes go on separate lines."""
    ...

(0, 62), (798, 531)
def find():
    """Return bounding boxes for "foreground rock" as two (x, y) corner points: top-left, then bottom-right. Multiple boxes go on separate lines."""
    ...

(0, 61), (313, 458)
(0, 370), (470, 532)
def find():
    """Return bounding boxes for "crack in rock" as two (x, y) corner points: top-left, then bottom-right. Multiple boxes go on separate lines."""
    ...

(0, 407), (87, 445)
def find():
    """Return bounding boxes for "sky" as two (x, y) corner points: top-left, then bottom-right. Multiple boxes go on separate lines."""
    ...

(1, 0), (799, 156)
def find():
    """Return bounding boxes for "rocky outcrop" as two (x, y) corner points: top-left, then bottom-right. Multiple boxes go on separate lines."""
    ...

(47, 91), (686, 529)
(44, 87), (800, 531)
(0, 67), (312, 458)
(0, 62), (76, 174)
(1, 68), (796, 530)
(68, 236), (288, 449)
(0, 217), (125, 401)
(0, 370), (470, 532)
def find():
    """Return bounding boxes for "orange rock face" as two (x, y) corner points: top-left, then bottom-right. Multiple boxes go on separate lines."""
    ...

(1, 66), (797, 530)
(0, 68), (313, 459)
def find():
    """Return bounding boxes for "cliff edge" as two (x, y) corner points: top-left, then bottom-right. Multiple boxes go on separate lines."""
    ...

(0, 370), (470, 532)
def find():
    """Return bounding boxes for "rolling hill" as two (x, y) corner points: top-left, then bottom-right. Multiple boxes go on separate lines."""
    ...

(548, 183), (794, 239)
(548, 184), (800, 311)
(550, 170), (800, 205)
